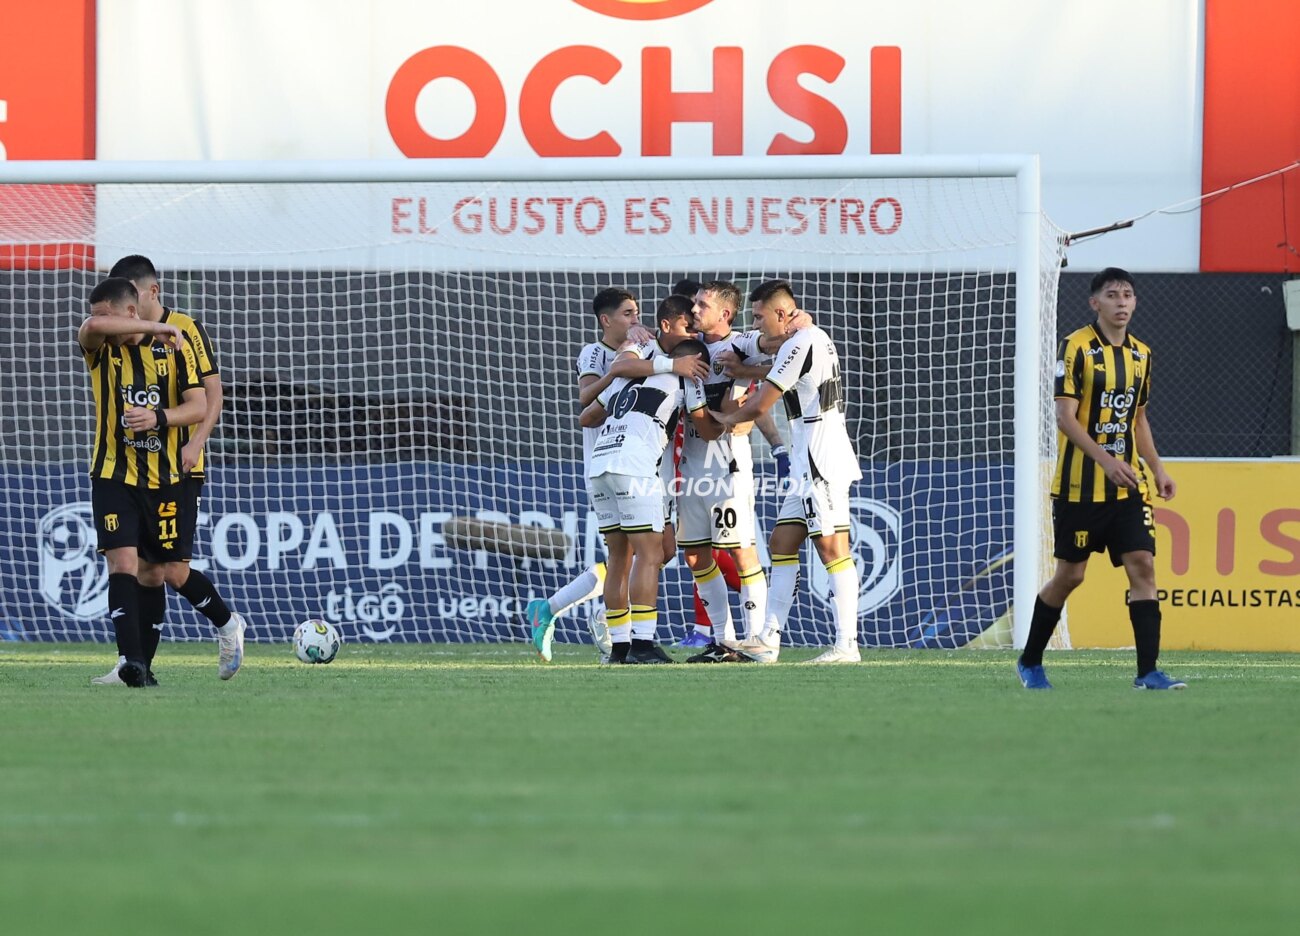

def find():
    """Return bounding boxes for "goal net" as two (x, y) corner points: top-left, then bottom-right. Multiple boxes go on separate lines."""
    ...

(0, 157), (1066, 649)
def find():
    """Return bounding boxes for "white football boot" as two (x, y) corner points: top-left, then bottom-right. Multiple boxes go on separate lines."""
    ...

(90, 656), (127, 686)
(805, 644), (862, 665)
(217, 613), (247, 680)
(738, 631), (780, 664)
(588, 608), (613, 664)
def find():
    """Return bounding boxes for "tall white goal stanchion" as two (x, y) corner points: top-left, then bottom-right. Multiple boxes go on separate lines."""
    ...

(0, 157), (1065, 648)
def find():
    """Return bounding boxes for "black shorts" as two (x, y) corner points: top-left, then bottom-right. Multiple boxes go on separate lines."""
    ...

(92, 477), (201, 564)
(1052, 495), (1156, 567)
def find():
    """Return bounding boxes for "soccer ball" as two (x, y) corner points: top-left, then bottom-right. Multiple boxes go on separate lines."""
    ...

(293, 619), (342, 664)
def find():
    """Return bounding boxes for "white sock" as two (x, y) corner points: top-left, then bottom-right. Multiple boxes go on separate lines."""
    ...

(607, 608), (632, 644)
(826, 556), (859, 648)
(764, 555), (800, 641)
(692, 562), (732, 642)
(738, 567), (767, 640)
(631, 606), (658, 642)
(548, 562), (606, 617)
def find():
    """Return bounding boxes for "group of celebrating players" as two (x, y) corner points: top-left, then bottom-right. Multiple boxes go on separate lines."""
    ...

(74, 258), (1186, 688)
(526, 277), (865, 665)
(526, 267), (1188, 688)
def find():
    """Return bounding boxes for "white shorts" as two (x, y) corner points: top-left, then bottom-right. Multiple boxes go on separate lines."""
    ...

(591, 472), (666, 535)
(583, 481), (610, 557)
(677, 471), (756, 549)
(776, 476), (852, 538)
(663, 488), (677, 529)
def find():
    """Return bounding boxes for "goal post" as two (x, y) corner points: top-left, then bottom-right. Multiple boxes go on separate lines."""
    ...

(0, 155), (1065, 649)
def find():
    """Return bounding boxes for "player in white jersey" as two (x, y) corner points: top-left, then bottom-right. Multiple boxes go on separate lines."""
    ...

(529, 288), (707, 662)
(713, 280), (864, 664)
(581, 329), (718, 664)
(674, 281), (775, 662)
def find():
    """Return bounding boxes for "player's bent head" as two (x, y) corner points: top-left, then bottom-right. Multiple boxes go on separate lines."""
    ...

(749, 278), (797, 308)
(672, 278), (702, 298)
(108, 254), (159, 287)
(670, 337), (710, 360)
(88, 276), (139, 312)
(1089, 267), (1135, 295)
(593, 286), (637, 328)
(656, 294), (695, 334)
(699, 280), (742, 313)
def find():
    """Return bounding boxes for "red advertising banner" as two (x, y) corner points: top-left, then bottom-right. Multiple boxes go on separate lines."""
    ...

(0, 0), (96, 268)
(1201, 0), (1300, 272)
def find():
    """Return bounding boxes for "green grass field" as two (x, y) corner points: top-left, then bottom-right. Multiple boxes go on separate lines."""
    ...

(2, 642), (1298, 936)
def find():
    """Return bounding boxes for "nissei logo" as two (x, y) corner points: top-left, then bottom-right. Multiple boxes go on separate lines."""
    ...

(572, 0), (714, 19)
(38, 503), (109, 621)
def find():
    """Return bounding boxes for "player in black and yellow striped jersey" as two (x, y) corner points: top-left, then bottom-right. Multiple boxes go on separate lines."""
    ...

(79, 277), (208, 688)
(1016, 268), (1186, 692)
(101, 255), (247, 685)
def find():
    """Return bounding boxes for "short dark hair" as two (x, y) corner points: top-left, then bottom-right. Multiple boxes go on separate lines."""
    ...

(593, 287), (636, 326)
(109, 254), (159, 283)
(700, 280), (742, 313)
(656, 294), (694, 330)
(672, 278), (702, 297)
(671, 337), (709, 360)
(1090, 267), (1135, 295)
(749, 279), (797, 306)
(89, 277), (139, 306)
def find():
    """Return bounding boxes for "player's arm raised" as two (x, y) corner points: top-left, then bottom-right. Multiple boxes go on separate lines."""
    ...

(609, 349), (708, 382)
(78, 316), (183, 352)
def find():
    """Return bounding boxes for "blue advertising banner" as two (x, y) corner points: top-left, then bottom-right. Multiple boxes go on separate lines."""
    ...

(1, 460), (1013, 649)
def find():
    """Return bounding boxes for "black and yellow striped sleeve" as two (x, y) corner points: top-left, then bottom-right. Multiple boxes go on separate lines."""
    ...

(176, 341), (202, 394)
(1054, 336), (1085, 400)
(187, 318), (219, 378)
(1137, 346), (1152, 407)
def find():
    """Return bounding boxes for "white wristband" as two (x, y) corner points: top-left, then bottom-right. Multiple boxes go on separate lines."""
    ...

(653, 356), (673, 375)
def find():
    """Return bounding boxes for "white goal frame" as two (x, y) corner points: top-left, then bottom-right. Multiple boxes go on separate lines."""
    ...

(0, 154), (1050, 648)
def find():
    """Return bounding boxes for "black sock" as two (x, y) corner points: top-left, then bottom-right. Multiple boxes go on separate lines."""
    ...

(176, 569), (233, 629)
(138, 583), (166, 668)
(1130, 599), (1161, 677)
(1019, 596), (1063, 668)
(108, 573), (143, 662)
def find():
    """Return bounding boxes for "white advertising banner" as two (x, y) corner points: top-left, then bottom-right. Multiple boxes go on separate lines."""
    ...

(89, 173), (1018, 272)
(98, 0), (1204, 270)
